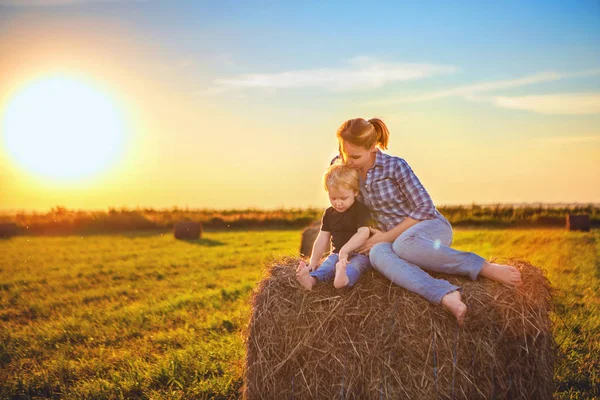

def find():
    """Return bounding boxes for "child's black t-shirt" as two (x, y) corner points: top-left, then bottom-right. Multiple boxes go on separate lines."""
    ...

(320, 201), (372, 253)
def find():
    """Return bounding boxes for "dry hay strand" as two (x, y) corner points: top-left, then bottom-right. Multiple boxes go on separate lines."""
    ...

(243, 257), (555, 399)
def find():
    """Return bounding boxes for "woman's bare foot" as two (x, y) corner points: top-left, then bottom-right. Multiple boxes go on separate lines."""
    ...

(441, 290), (467, 326)
(333, 262), (349, 289)
(296, 262), (317, 290)
(480, 261), (523, 286)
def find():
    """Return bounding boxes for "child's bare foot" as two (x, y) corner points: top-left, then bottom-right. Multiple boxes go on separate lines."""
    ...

(296, 260), (307, 273)
(333, 262), (349, 289)
(480, 261), (522, 286)
(296, 263), (317, 290)
(441, 290), (467, 326)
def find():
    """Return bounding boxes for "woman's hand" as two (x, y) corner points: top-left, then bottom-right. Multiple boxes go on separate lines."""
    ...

(357, 228), (392, 254)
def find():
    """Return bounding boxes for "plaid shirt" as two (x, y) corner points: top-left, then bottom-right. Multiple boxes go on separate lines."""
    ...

(333, 150), (442, 232)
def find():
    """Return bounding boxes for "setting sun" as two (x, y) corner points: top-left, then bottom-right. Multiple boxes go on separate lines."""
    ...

(1, 75), (127, 183)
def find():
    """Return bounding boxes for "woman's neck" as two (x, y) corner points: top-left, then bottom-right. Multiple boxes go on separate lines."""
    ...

(359, 150), (377, 177)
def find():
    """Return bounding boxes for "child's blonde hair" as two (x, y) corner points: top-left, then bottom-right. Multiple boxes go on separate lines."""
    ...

(323, 161), (359, 193)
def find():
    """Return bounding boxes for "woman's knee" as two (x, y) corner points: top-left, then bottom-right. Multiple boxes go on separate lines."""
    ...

(369, 242), (393, 267)
(392, 233), (419, 258)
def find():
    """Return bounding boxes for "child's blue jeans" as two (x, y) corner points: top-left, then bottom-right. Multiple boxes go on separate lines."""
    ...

(310, 252), (370, 287)
(369, 217), (486, 304)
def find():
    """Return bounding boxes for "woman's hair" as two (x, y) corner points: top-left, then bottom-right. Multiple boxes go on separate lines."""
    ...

(336, 117), (389, 150)
(323, 161), (359, 193)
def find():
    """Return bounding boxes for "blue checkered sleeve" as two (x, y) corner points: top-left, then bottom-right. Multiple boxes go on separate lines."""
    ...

(395, 159), (437, 221)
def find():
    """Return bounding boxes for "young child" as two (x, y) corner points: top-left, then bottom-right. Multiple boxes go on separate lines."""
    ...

(296, 162), (372, 290)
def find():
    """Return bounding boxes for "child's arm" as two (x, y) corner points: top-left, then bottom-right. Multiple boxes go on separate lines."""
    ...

(338, 227), (370, 263)
(308, 230), (331, 271)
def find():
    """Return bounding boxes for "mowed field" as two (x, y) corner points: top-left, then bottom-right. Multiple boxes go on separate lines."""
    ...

(1, 228), (598, 399)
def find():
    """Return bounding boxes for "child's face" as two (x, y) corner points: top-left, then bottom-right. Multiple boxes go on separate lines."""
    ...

(328, 186), (356, 213)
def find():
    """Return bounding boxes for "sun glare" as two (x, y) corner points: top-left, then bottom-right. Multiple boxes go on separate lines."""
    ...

(1, 76), (127, 183)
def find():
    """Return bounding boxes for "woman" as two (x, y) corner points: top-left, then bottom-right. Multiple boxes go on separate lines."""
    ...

(335, 118), (522, 325)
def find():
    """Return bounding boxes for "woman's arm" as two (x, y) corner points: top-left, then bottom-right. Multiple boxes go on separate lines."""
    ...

(357, 157), (438, 253)
(358, 159), (434, 252)
(380, 217), (420, 242)
(357, 218), (420, 253)
(396, 159), (437, 221)
(308, 230), (331, 270)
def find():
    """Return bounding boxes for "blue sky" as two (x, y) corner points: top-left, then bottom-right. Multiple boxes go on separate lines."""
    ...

(0, 0), (599, 210)
(3, 1), (599, 74)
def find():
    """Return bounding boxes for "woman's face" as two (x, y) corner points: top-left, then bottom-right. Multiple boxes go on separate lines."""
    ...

(339, 140), (376, 172)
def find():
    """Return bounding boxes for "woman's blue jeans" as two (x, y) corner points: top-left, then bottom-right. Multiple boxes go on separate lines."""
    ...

(369, 217), (486, 304)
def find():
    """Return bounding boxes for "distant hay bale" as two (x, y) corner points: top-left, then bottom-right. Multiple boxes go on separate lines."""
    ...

(244, 258), (555, 399)
(0, 223), (18, 239)
(211, 217), (227, 229)
(299, 222), (324, 257)
(566, 214), (590, 232)
(173, 221), (202, 240)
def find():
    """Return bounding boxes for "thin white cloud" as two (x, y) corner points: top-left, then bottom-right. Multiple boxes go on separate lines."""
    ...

(0, 0), (143, 6)
(537, 135), (600, 143)
(409, 72), (563, 101)
(490, 93), (600, 115)
(203, 56), (458, 95)
(365, 69), (600, 105)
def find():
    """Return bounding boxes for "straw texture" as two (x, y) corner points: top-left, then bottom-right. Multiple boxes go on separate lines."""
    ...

(244, 257), (555, 399)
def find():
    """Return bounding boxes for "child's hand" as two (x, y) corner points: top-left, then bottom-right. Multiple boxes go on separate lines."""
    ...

(336, 253), (349, 269)
(336, 258), (348, 270)
(308, 263), (319, 271)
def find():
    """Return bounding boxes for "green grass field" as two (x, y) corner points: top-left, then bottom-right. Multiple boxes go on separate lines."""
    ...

(1, 228), (598, 399)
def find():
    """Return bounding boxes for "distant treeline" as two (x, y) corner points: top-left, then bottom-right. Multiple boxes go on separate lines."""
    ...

(0, 204), (598, 235)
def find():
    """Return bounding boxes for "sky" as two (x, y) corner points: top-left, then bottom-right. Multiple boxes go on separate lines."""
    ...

(0, 0), (599, 211)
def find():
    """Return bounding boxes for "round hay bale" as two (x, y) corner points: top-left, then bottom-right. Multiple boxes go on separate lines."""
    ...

(173, 221), (202, 240)
(299, 223), (320, 257)
(0, 223), (18, 239)
(566, 213), (590, 232)
(211, 217), (227, 229)
(244, 258), (555, 399)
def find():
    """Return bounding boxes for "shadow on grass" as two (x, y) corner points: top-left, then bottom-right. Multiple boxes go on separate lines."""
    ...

(12, 230), (171, 238)
(118, 230), (170, 238)
(177, 238), (226, 247)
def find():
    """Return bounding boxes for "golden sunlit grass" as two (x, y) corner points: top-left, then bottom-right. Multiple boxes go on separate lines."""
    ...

(0, 228), (598, 399)
(1, 75), (127, 183)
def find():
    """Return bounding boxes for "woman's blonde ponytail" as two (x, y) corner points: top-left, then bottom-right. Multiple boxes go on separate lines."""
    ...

(336, 117), (390, 150)
(367, 118), (389, 150)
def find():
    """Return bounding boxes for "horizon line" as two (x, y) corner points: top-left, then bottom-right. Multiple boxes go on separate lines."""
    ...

(1, 201), (600, 214)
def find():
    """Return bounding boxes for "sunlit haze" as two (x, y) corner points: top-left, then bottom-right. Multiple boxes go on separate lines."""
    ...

(2, 76), (127, 183)
(0, 1), (599, 211)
